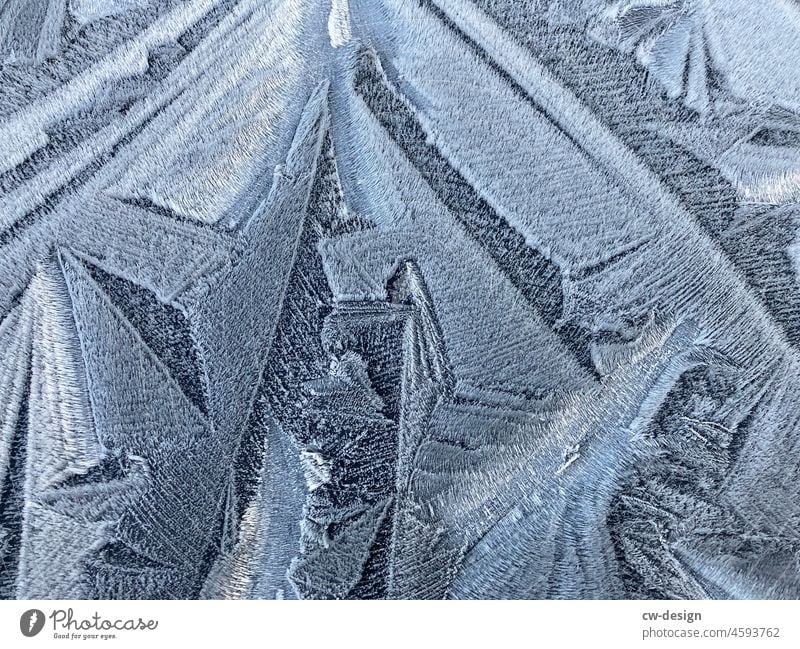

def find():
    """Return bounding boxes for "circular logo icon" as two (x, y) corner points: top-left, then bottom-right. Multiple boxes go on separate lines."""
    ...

(20, 609), (45, 637)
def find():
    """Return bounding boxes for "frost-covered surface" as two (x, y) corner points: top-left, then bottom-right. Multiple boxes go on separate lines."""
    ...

(1, 0), (799, 599)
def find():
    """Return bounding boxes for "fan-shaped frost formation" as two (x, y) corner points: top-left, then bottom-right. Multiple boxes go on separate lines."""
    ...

(1, 0), (798, 599)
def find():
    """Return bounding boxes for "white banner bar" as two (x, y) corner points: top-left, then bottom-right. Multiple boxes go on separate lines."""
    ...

(1, 600), (797, 649)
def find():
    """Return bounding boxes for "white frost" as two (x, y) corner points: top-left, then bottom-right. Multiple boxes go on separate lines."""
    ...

(328, 0), (351, 48)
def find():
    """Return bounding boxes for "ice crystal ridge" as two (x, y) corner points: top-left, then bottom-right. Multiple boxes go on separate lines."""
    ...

(0, 0), (799, 599)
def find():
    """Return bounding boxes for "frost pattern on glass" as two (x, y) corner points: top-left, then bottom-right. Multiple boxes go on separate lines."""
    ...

(0, 0), (798, 599)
